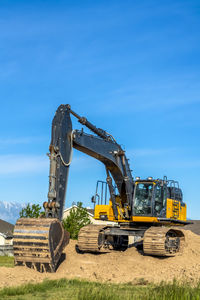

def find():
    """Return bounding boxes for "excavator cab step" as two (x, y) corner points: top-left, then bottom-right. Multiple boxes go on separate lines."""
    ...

(13, 218), (70, 272)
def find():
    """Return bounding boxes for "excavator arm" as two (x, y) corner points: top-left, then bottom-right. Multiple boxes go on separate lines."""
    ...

(45, 104), (134, 220)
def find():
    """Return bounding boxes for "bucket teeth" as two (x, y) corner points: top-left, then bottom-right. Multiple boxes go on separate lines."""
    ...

(13, 218), (70, 272)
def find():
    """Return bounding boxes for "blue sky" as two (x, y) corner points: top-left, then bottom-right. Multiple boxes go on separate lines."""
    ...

(0, 0), (199, 219)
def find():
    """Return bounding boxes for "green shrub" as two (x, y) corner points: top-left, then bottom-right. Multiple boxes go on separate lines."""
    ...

(62, 202), (91, 239)
(19, 203), (42, 218)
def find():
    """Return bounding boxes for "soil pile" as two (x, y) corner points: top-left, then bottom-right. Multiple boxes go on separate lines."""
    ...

(0, 228), (200, 288)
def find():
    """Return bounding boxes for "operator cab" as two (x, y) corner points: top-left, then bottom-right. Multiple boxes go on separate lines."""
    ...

(133, 177), (184, 218)
(92, 176), (186, 222)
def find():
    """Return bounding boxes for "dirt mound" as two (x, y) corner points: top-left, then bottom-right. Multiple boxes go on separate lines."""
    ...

(0, 229), (200, 288)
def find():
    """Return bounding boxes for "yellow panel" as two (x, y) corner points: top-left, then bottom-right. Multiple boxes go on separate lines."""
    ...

(166, 198), (187, 221)
(94, 203), (115, 221)
(131, 216), (158, 223)
(166, 198), (173, 219)
(180, 204), (187, 221)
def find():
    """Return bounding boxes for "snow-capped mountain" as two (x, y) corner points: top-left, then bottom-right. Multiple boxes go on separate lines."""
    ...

(0, 201), (26, 224)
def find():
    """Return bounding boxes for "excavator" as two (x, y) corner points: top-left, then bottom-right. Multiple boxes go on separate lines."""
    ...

(13, 104), (190, 272)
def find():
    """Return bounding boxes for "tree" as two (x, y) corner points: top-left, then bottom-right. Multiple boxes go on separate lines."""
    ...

(62, 202), (91, 240)
(19, 203), (42, 218)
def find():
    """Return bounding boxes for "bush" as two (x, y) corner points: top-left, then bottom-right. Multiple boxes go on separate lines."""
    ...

(19, 203), (42, 218)
(62, 202), (91, 239)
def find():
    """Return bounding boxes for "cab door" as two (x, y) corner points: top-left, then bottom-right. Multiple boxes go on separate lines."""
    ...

(153, 183), (167, 217)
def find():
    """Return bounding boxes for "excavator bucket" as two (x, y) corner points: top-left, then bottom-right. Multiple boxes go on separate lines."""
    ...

(13, 218), (70, 272)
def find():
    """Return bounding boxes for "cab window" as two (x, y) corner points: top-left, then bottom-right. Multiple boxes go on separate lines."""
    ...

(133, 183), (153, 216)
(154, 184), (166, 216)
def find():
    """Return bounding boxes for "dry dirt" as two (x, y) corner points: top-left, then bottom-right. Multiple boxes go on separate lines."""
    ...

(1, 225), (200, 288)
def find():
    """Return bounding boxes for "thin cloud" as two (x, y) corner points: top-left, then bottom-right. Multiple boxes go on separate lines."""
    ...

(90, 73), (200, 116)
(71, 154), (101, 170)
(0, 155), (48, 175)
(0, 153), (100, 176)
(0, 136), (47, 147)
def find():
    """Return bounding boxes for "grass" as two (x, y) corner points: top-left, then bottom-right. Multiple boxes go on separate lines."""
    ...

(0, 278), (200, 300)
(0, 257), (199, 299)
(0, 256), (14, 268)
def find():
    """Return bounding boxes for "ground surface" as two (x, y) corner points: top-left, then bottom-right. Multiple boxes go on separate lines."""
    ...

(0, 221), (200, 288)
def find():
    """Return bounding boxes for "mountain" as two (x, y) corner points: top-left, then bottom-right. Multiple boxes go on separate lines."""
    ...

(0, 201), (26, 224)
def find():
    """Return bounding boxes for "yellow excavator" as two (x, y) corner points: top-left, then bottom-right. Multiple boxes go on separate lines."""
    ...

(13, 105), (190, 272)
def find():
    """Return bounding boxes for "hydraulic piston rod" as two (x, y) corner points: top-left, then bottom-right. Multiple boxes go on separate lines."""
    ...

(66, 104), (115, 142)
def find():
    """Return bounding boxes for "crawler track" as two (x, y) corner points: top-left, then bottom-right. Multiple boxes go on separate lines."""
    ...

(78, 224), (109, 252)
(143, 226), (185, 256)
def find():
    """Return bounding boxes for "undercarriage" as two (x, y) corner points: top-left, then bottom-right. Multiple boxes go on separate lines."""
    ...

(77, 224), (185, 256)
